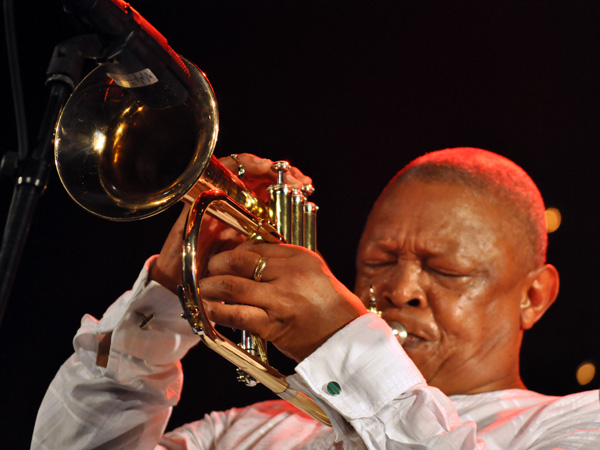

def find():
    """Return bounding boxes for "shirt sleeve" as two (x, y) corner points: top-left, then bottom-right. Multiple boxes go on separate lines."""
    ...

(31, 257), (201, 450)
(293, 313), (486, 450)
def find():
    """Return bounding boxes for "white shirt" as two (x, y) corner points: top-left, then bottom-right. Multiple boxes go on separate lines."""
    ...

(32, 259), (600, 449)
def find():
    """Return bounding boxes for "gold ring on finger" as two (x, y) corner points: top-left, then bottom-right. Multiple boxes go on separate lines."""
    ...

(253, 256), (268, 282)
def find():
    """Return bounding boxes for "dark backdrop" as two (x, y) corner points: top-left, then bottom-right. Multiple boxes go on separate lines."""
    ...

(1, 1), (599, 448)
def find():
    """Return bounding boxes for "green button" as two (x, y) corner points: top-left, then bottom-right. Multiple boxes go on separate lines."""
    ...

(326, 381), (341, 396)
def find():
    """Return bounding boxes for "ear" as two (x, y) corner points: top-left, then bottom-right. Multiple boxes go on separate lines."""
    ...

(520, 264), (560, 330)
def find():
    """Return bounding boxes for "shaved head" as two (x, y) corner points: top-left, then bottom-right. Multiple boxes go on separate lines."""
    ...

(385, 148), (547, 270)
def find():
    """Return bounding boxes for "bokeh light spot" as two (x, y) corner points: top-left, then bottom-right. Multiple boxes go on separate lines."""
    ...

(545, 207), (562, 233)
(576, 361), (596, 386)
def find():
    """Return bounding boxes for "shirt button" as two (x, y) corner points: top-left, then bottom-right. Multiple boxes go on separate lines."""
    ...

(326, 381), (341, 396)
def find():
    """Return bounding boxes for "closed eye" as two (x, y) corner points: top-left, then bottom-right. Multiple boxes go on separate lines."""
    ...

(427, 266), (468, 278)
(363, 259), (396, 268)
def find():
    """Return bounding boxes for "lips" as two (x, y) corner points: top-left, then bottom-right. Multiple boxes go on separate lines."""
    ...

(381, 315), (428, 348)
(402, 333), (425, 349)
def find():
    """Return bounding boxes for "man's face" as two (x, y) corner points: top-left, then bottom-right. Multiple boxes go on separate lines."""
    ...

(355, 179), (532, 395)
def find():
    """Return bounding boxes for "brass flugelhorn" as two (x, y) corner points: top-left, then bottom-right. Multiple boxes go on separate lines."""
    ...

(54, 58), (330, 425)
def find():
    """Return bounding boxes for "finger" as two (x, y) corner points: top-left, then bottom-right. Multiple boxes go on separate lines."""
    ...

(240, 154), (310, 189)
(287, 165), (313, 188)
(218, 154), (274, 179)
(238, 153), (274, 177)
(207, 249), (275, 281)
(218, 153), (312, 189)
(235, 240), (313, 259)
(199, 275), (273, 309)
(149, 204), (190, 292)
(204, 300), (269, 335)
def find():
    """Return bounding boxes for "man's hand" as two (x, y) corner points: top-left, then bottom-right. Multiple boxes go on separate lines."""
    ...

(198, 240), (367, 362)
(148, 153), (312, 293)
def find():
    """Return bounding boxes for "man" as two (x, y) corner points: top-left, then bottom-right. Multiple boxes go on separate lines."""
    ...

(32, 148), (599, 449)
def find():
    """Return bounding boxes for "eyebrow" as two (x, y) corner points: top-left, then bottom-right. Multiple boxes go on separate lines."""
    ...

(365, 235), (456, 259)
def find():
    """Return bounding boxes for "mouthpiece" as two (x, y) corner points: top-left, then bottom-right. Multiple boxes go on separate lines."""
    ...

(388, 321), (408, 346)
(367, 285), (408, 346)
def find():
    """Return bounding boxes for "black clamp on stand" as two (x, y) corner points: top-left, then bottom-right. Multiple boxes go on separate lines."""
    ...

(0, 33), (103, 327)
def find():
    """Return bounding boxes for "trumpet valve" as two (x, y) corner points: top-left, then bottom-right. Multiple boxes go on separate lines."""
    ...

(236, 369), (258, 387)
(301, 183), (315, 196)
(271, 160), (291, 184)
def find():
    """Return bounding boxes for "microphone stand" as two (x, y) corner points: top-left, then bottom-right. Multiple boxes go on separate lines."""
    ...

(0, 27), (103, 328)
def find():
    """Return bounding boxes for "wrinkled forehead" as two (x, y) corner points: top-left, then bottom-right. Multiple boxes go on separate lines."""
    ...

(361, 178), (518, 252)
(372, 177), (496, 217)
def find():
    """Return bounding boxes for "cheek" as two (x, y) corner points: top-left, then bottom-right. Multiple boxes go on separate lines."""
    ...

(354, 265), (395, 304)
(428, 281), (491, 340)
(431, 298), (472, 342)
(434, 280), (518, 346)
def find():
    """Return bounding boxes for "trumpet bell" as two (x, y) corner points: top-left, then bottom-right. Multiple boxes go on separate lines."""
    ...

(54, 57), (219, 221)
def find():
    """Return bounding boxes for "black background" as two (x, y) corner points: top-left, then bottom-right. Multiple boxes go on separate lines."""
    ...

(1, 1), (599, 448)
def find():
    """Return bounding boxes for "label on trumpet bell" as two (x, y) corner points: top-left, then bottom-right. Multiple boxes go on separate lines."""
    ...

(107, 68), (159, 87)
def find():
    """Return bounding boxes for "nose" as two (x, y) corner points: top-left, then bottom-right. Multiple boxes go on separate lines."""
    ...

(381, 261), (427, 309)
